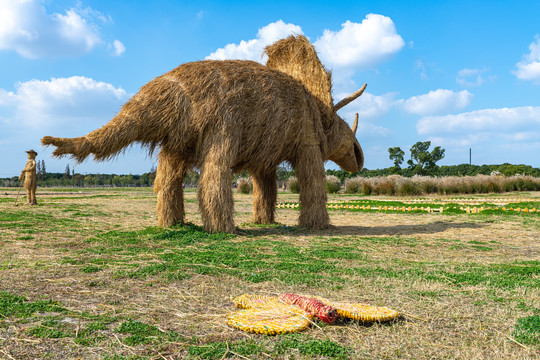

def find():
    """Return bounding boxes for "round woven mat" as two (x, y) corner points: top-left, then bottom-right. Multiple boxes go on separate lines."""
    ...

(231, 294), (279, 309)
(227, 305), (311, 335)
(313, 296), (400, 322)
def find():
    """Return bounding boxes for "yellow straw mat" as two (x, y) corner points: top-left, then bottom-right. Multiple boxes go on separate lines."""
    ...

(227, 305), (311, 335)
(313, 296), (400, 322)
(231, 294), (279, 309)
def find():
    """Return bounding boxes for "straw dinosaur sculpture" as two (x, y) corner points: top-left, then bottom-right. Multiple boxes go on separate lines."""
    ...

(42, 35), (365, 233)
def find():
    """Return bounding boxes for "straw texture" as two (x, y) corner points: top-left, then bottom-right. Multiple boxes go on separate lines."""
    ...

(278, 293), (337, 323)
(232, 294), (279, 309)
(227, 306), (311, 335)
(42, 36), (365, 233)
(228, 293), (400, 334)
(313, 296), (400, 322)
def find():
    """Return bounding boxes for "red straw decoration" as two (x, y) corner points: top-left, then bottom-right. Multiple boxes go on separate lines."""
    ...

(278, 293), (338, 323)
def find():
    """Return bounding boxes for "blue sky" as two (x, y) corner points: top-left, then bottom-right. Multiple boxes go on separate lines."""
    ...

(1, 0), (539, 177)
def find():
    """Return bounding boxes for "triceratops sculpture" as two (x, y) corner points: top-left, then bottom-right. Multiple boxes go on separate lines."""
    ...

(42, 35), (365, 233)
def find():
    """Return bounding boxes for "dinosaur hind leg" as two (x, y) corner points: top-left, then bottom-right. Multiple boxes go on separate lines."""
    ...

(155, 150), (190, 227)
(252, 167), (277, 224)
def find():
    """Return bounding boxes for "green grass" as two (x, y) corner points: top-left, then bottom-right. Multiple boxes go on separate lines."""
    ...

(56, 224), (539, 292)
(116, 320), (183, 346)
(279, 199), (540, 216)
(80, 265), (103, 273)
(0, 289), (354, 358)
(187, 334), (350, 360)
(28, 317), (73, 339)
(513, 315), (540, 346)
(1, 291), (124, 347)
(0, 209), (80, 230)
(1, 188), (539, 358)
(276, 334), (350, 359)
(0, 292), (66, 318)
(0, 290), (355, 358)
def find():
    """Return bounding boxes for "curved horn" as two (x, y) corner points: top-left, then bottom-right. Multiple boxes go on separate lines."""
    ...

(352, 113), (358, 135)
(334, 83), (367, 111)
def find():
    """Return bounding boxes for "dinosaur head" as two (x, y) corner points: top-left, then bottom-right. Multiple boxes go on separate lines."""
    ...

(326, 85), (366, 173)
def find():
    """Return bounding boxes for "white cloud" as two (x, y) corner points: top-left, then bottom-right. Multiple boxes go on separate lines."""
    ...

(0, 0), (123, 58)
(314, 14), (405, 69)
(401, 89), (473, 116)
(513, 36), (540, 83)
(456, 67), (494, 87)
(423, 134), (489, 148)
(0, 88), (16, 107)
(357, 122), (393, 137)
(417, 106), (540, 135)
(207, 14), (405, 70)
(205, 20), (303, 61)
(0, 77), (154, 176)
(337, 91), (396, 119)
(0, 76), (129, 130)
(415, 59), (428, 80)
(112, 39), (125, 56)
(333, 88), (472, 138)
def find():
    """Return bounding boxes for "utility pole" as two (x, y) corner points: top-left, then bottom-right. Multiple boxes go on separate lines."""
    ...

(469, 148), (472, 165)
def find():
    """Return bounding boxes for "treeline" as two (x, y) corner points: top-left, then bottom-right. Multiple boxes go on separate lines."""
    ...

(1, 163), (538, 188)
(1, 172), (157, 188)
(326, 163), (540, 183)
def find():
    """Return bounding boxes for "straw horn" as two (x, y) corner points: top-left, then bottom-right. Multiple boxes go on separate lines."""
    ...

(352, 113), (358, 135)
(334, 83), (367, 111)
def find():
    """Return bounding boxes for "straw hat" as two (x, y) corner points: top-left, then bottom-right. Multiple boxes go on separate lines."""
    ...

(25, 149), (38, 156)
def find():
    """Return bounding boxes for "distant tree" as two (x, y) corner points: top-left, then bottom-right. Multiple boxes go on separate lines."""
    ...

(84, 175), (95, 186)
(41, 160), (46, 177)
(112, 175), (122, 187)
(407, 141), (445, 175)
(277, 162), (294, 180)
(74, 174), (83, 187)
(388, 147), (405, 174)
(36, 161), (42, 180)
(64, 164), (70, 179)
(185, 169), (199, 186)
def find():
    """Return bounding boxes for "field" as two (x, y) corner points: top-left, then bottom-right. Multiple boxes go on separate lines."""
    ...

(0, 187), (539, 359)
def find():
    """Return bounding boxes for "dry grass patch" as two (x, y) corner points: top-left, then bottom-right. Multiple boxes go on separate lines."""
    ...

(0, 188), (539, 359)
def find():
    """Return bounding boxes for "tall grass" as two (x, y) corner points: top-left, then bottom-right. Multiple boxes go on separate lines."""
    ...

(288, 176), (300, 194)
(289, 175), (342, 194)
(325, 175), (341, 194)
(343, 175), (540, 196)
(236, 177), (252, 194)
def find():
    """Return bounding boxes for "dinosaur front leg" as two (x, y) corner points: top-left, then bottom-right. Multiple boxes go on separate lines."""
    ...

(296, 145), (329, 229)
(252, 167), (277, 224)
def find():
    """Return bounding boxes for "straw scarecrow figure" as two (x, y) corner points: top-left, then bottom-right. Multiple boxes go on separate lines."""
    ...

(19, 150), (38, 205)
(42, 35), (365, 233)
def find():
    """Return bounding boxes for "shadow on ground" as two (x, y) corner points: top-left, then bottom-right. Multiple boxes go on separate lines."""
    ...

(238, 221), (484, 237)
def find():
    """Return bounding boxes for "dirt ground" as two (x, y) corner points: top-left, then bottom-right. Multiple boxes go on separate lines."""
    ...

(0, 188), (538, 359)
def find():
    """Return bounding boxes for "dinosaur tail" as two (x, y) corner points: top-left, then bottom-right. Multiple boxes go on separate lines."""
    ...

(41, 111), (140, 163)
